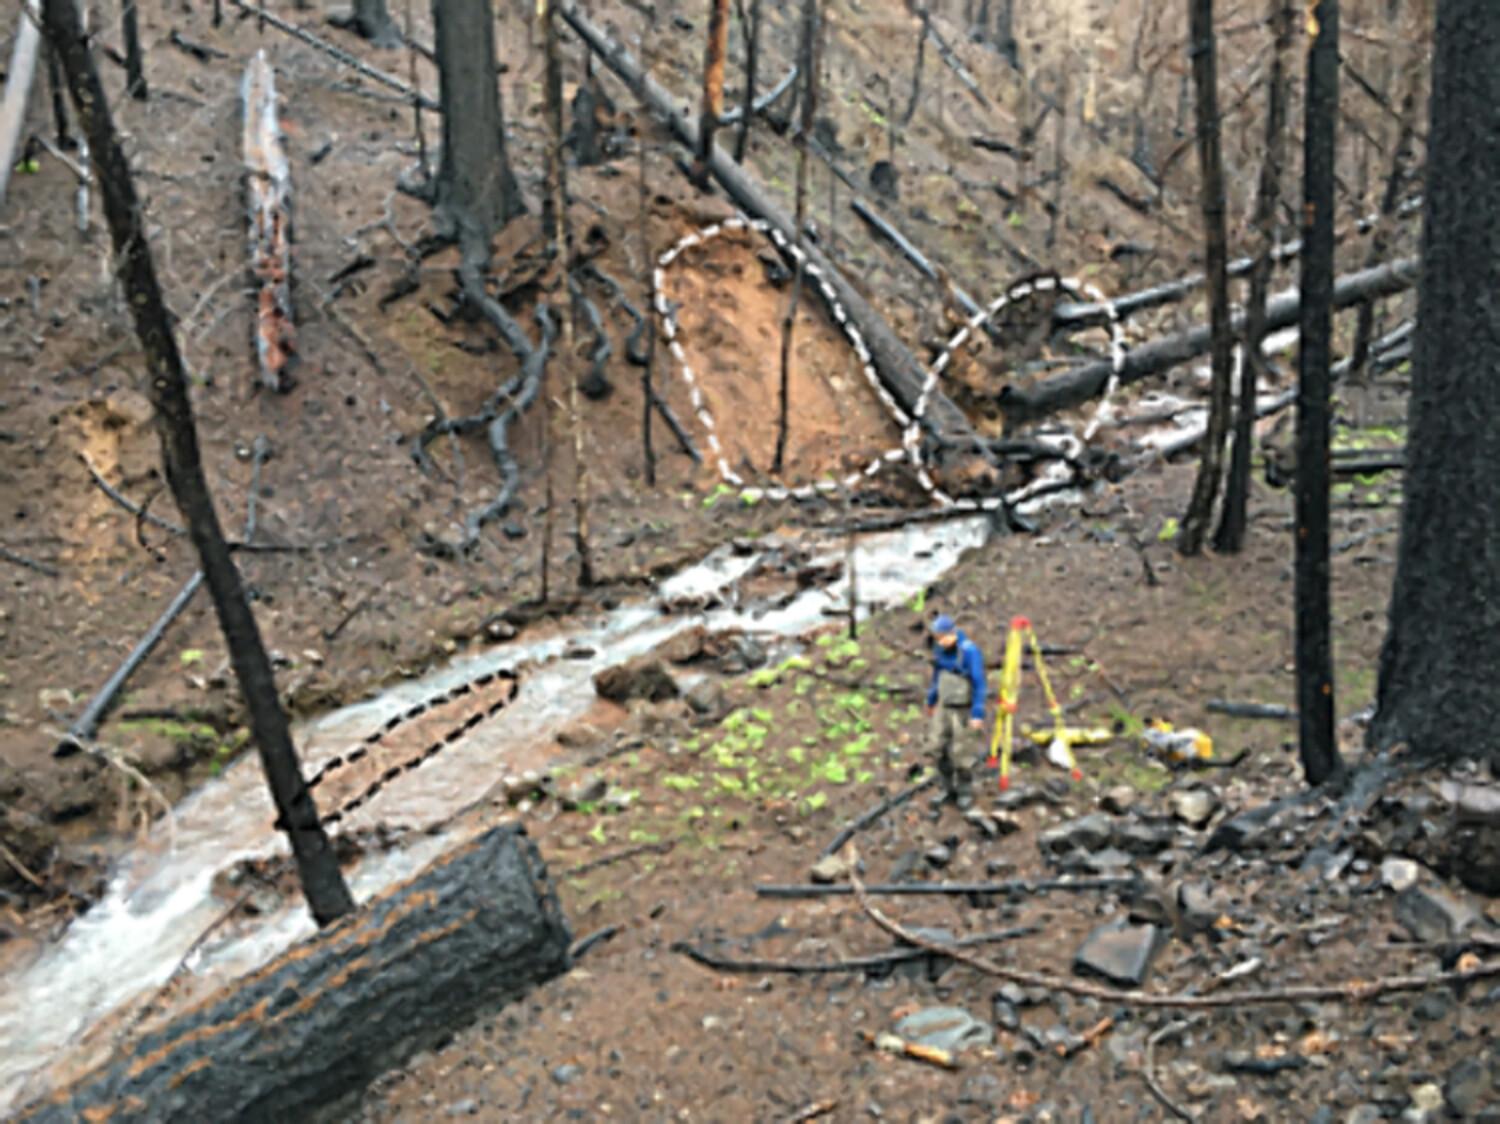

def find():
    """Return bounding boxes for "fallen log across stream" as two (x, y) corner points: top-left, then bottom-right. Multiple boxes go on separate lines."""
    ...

(558, 2), (987, 461)
(16, 825), (571, 1124)
(1001, 256), (1417, 424)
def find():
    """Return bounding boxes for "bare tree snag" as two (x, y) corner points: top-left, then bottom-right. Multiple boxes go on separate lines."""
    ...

(1372, 0), (1500, 767)
(695, 0), (732, 184)
(0, 0), (42, 211)
(330, 0), (401, 48)
(733, 0), (761, 162)
(1295, 0), (1341, 787)
(636, 32), (657, 485)
(774, 0), (820, 476)
(243, 51), (297, 393)
(1215, 0), (1292, 554)
(43, 0), (356, 923)
(45, 41), (72, 148)
(17, 827), (571, 1123)
(559, 2), (985, 458)
(432, 0), (524, 264)
(902, 6), (927, 126)
(541, 0), (570, 249)
(121, 0), (146, 99)
(998, 256), (1416, 425)
(1176, 0), (1234, 557)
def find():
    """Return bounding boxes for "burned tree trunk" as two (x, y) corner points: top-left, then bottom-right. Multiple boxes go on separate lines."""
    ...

(695, 0), (732, 183)
(18, 827), (571, 1123)
(1176, 0), (1234, 556)
(541, 0), (570, 248)
(902, 7), (927, 125)
(1372, 0), (1500, 766)
(332, 0), (402, 48)
(773, 0), (820, 475)
(41, 0), (355, 927)
(0, 1), (42, 210)
(1294, 0), (1341, 786)
(733, 0), (760, 162)
(432, 0), (524, 262)
(242, 51), (296, 393)
(121, 0), (147, 99)
(1215, 0), (1292, 554)
(46, 42), (72, 148)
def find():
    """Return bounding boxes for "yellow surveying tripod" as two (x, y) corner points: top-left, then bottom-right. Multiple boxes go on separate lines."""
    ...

(989, 616), (1083, 791)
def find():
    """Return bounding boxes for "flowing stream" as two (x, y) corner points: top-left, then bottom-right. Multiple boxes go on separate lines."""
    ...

(0, 516), (993, 1110)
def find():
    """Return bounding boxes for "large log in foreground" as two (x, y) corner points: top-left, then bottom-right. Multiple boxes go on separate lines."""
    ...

(19, 825), (571, 1123)
(1000, 256), (1417, 425)
(559, 2), (984, 455)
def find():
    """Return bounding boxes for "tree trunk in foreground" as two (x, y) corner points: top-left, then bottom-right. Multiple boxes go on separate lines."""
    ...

(1372, 0), (1500, 765)
(338, 0), (401, 47)
(1294, 0), (1341, 786)
(17, 827), (571, 1123)
(432, 0), (524, 261)
(41, 0), (356, 925)
(733, 0), (760, 162)
(1177, 0), (1234, 555)
(1215, 0), (1292, 553)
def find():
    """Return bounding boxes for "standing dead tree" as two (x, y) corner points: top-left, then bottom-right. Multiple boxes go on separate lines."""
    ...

(695, 0), (732, 184)
(1177, 0), (1235, 556)
(0, 0), (42, 211)
(732, 0), (761, 162)
(243, 51), (297, 393)
(773, 0), (820, 476)
(1215, 0), (1293, 553)
(41, 0), (355, 924)
(1295, 0), (1342, 786)
(121, 0), (146, 99)
(902, 6), (928, 125)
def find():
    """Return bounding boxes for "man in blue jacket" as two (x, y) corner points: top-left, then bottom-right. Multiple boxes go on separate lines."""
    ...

(924, 614), (988, 809)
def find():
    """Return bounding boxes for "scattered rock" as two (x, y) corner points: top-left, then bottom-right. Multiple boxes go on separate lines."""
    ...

(1380, 856), (1422, 893)
(684, 680), (727, 719)
(809, 854), (847, 884)
(551, 1063), (583, 1086)
(483, 616), (518, 642)
(1439, 780), (1500, 826)
(1040, 812), (1115, 855)
(445, 1098), (479, 1116)
(1115, 821), (1174, 855)
(963, 809), (1005, 838)
(1073, 921), (1165, 988)
(1176, 881), (1223, 932)
(1169, 788), (1219, 829)
(593, 657), (680, 703)
(1394, 883), (1478, 943)
(717, 634), (767, 674)
(892, 1006), (994, 1054)
(1443, 1058), (1490, 1118)
(991, 995), (1021, 1031)
(502, 522), (526, 540)
(1100, 785), (1137, 815)
(563, 643), (597, 660)
(1406, 1082), (1444, 1121)
(556, 721), (607, 751)
(558, 774), (608, 811)
(1412, 990), (1454, 1022)
(924, 844), (953, 869)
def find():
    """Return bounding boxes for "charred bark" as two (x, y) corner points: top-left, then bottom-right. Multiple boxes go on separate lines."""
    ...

(998, 256), (1416, 425)
(1215, 0), (1292, 554)
(41, 0), (355, 924)
(902, 7), (927, 126)
(18, 827), (570, 1123)
(1372, 0), (1500, 766)
(432, 0), (524, 263)
(45, 41), (72, 148)
(121, 0), (146, 99)
(774, 0), (820, 475)
(1294, 0), (1341, 786)
(0, 1), (42, 210)
(733, 0), (761, 162)
(1176, 0), (1234, 556)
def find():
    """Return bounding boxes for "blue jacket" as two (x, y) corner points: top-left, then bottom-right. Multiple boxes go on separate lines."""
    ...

(926, 629), (988, 721)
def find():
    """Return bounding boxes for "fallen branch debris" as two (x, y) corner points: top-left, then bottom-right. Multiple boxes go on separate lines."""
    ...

(757, 875), (1137, 899)
(0, 543), (59, 577)
(820, 775), (936, 857)
(673, 924), (1037, 975)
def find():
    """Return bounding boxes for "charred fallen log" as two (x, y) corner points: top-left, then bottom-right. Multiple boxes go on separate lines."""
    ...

(17, 825), (571, 1124)
(242, 51), (296, 392)
(1002, 256), (1417, 424)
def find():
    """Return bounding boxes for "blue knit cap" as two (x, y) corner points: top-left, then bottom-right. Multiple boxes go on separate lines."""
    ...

(931, 614), (956, 636)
